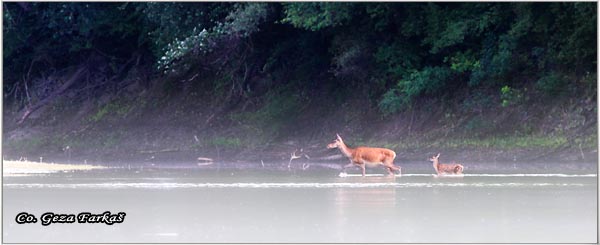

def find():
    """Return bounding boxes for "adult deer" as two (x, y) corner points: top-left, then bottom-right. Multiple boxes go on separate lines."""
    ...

(327, 134), (401, 176)
(429, 153), (464, 175)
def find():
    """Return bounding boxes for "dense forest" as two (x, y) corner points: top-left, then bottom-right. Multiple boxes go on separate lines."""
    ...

(3, 2), (597, 163)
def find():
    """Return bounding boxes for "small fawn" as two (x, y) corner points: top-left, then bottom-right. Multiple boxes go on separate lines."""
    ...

(429, 153), (464, 175)
(327, 134), (401, 176)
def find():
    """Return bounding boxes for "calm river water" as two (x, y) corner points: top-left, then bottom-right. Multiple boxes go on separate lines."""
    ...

(3, 162), (597, 243)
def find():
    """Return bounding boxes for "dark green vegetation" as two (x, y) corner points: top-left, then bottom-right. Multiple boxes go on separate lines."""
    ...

(3, 2), (597, 163)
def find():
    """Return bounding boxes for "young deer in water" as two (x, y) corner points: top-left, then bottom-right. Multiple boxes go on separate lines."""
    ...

(327, 134), (401, 176)
(429, 153), (464, 175)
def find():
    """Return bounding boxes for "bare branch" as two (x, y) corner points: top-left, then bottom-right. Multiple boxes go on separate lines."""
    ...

(288, 149), (304, 170)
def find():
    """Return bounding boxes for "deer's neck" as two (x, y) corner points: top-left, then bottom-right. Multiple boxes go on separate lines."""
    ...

(432, 160), (439, 170)
(338, 142), (355, 158)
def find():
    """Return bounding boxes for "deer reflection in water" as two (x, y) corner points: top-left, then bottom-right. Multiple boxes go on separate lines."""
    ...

(332, 177), (400, 239)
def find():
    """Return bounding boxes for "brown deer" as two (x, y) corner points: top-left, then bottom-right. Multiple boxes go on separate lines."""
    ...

(429, 153), (464, 175)
(327, 134), (401, 176)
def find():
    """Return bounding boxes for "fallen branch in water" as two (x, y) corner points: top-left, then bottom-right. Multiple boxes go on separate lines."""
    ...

(197, 157), (214, 166)
(288, 149), (309, 170)
(197, 157), (213, 162)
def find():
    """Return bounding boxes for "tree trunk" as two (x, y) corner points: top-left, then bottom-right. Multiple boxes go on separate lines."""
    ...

(17, 67), (86, 125)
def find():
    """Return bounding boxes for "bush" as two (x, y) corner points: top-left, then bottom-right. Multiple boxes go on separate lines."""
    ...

(536, 73), (567, 96)
(379, 66), (453, 114)
(378, 88), (407, 116)
(500, 85), (523, 107)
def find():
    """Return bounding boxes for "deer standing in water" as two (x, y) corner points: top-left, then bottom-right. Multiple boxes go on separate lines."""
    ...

(327, 134), (401, 176)
(429, 153), (464, 175)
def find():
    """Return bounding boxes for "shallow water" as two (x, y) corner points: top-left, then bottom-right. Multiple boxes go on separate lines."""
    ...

(3, 163), (597, 243)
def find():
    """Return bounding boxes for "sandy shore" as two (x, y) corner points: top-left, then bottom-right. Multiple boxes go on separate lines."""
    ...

(3, 160), (106, 176)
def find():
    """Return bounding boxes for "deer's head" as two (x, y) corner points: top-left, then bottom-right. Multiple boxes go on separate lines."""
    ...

(327, 134), (344, 149)
(428, 153), (441, 162)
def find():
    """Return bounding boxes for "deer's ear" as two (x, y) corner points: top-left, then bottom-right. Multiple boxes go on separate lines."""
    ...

(336, 133), (342, 140)
(436, 153), (441, 158)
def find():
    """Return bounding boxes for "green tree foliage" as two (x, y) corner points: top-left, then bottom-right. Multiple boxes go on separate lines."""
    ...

(3, 2), (596, 116)
(136, 2), (232, 56)
(146, 3), (271, 71)
(4, 3), (144, 73)
(379, 67), (454, 115)
(281, 3), (354, 31)
(3, 2), (147, 107)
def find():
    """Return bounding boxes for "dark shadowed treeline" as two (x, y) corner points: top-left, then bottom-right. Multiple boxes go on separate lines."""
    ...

(5, 2), (596, 112)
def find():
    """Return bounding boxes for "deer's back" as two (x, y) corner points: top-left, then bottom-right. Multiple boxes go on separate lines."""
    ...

(437, 163), (464, 174)
(353, 147), (396, 162)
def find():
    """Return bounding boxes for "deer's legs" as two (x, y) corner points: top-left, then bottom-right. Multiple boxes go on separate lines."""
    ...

(387, 165), (400, 173)
(384, 159), (401, 175)
(342, 162), (354, 173)
(385, 167), (395, 176)
(360, 164), (366, 176)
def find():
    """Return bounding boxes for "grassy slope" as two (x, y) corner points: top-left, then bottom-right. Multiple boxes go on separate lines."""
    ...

(2, 77), (597, 165)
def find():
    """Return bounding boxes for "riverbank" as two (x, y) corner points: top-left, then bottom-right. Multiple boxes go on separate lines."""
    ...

(3, 160), (106, 177)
